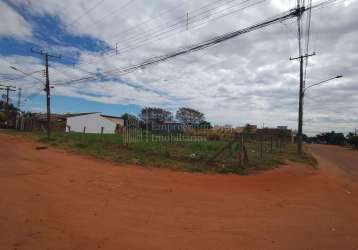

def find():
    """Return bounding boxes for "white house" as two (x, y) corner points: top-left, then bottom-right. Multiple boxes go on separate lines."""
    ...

(66, 112), (124, 134)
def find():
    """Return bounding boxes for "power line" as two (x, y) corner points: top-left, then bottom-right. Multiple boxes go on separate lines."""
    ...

(0, 70), (43, 83)
(64, 0), (105, 29)
(108, 0), (234, 46)
(9, 66), (44, 85)
(112, 0), (245, 47)
(80, 0), (139, 31)
(59, 0), (249, 68)
(111, 0), (258, 54)
(56, 7), (306, 86)
(303, 0), (312, 86)
(64, 0), (265, 72)
(115, 0), (265, 55)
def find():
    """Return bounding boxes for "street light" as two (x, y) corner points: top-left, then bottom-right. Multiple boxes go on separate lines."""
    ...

(9, 66), (44, 85)
(304, 75), (343, 93)
(300, 74), (343, 145)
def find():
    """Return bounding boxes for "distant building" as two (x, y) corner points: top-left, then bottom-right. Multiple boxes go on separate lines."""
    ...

(66, 112), (124, 134)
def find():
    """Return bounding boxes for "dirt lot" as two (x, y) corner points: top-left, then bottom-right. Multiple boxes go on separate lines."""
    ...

(0, 132), (358, 250)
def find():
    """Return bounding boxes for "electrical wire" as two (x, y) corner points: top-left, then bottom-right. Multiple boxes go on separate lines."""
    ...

(64, 0), (105, 29)
(111, 0), (246, 47)
(84, 0), (137, 30)
(67, 0), (264, 71)
(56, 0), (339, 86)
(61, 0), (250, 67)
(55, 7), (303, 86)
(116, 0), (266, 55)
(303, 0), (312, 87)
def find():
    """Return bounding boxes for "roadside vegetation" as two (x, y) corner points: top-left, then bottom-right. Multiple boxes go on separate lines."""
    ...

(307, 131), (358, 150)
(6, 130), (317, 174)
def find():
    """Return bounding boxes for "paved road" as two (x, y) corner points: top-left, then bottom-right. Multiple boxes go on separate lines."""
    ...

(1, 133), (358, 250)
(309, 144), (358, 178)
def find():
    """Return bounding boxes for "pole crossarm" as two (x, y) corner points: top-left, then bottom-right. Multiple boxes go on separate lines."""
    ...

(0, 87), (16, 92)
(0, 83), (16, 89)
(30, 48), (61, 59)
(289, 52), (316, 61)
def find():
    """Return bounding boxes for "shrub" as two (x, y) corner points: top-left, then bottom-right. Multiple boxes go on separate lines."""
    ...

(348, 136), (358, 149)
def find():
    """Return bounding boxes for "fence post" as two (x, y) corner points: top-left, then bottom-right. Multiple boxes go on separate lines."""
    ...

(83, 126), (86, 134)
(260, 135), (263, 160)
(238, 134), (243, 167)
(123, 127), (126, 144)
(101, 127), (104, 134)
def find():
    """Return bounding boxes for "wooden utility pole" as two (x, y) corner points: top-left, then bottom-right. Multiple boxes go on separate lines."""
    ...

(31, 49), (61, 140)
(44, 53), (51, 140)
(17, 87), (21, 110)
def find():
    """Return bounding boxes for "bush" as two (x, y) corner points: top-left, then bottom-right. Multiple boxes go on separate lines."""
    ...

(348, 136), (358, 149)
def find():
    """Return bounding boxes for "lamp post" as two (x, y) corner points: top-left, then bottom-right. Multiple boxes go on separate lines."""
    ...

(10, 66), (44, 84)
(304, 75), (343, 94)
(298, 75), (343, 149)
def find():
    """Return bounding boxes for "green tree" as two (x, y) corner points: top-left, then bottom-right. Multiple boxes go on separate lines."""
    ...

(120, 113), (138, 121)
(176, 107), (204, 125)
(139, 107), (173, 124)
(316, 131), (346, 145)
(347, 132), (358, 149)
(0, 101), (19, 127)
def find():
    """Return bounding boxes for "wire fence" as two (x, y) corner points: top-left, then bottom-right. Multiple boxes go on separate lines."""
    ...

(123, 120), (211, 144)
(122, 120), (294, 168)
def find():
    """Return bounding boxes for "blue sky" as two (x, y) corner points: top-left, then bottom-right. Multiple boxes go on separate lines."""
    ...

(0, 0), (357, 134)
(0, 0), (144, 117)
(21, 94), (141, 116)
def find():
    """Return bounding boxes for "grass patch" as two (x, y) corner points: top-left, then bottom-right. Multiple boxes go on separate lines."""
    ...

(3, 129), (317, 174)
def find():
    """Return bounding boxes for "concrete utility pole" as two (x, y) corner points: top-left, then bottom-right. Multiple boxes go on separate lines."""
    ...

(290, 0), (316, 155)
(31, 49), (61, 140)
(290, 52), (315, 154)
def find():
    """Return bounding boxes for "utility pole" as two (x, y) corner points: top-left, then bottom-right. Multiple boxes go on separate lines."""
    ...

(44, 53), (51, 140)
(17, 87), (22, 110)
(290, 0), (315, 154)
(31, 49), (61, 140)
(290, 52), (315, 154)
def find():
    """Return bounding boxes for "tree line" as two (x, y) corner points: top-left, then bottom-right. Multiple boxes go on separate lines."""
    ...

(121, 107), (211, 127)
(0, 101), (19, 128)
(306, 131), (358, 149)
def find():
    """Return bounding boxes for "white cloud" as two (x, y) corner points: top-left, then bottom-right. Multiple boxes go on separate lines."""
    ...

(0, 2), (32, 39)
(1, 0), (358, 135)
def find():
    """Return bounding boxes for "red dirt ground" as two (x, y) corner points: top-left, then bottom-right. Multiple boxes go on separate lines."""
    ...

(0, 132), (358, 250)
